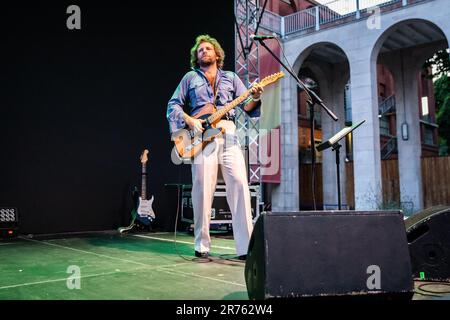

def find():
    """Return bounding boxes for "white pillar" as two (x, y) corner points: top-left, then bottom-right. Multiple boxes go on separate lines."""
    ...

(349, 53), (382, 210)
(272, 74), (299, 212)
(391, 51), (424, 212)
(321, 65), (348, 209)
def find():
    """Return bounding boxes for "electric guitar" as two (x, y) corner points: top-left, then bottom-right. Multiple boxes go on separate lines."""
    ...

(118, 149), (155, 234)
(136, 149), (156, 224)
(171, 72), (285, 160)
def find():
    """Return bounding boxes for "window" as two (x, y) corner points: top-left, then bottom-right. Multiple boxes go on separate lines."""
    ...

(379, 83), (386, 102)
(421, 97), (429, 117)
(424, 127), (435, 146)
(380, 117), (390, 136)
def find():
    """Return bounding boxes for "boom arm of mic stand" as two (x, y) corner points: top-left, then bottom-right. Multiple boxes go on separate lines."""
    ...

(305, 86), (339, 122)
(257, 39), (338, 122)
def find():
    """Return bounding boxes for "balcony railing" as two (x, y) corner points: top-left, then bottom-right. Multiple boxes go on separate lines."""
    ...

(255, 0), (429, 37)
(284, 6), (317, 34)
(379, 95), (396, 116)
(244, 1), (283, 35)
(260, 8), (283, 34)
(381, 136), (398, 159)
(284, 0), (407, 35)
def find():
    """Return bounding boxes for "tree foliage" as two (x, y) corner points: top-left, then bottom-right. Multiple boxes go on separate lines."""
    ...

(423, 49), (450, 79)
(422, 50), (450, 153)
(437, 96), (450, 145)
(436, 76), (450, 149)
(435, 75), (450, 109)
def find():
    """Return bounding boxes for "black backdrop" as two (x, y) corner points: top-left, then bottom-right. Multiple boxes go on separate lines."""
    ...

(0, 1), (235, 234)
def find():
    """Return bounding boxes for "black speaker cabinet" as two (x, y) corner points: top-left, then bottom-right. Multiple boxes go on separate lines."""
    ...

(244, 211), (414, 300)
(405, 205), (450, 281)
(180, 184), (260, 224)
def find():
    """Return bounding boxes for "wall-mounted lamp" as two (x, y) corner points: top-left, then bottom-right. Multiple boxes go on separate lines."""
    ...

(401, 122), (409, 141)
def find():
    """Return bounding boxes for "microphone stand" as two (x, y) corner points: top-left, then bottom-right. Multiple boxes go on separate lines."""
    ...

(256, 38), (338, 211)
(332, 142), (342, 210)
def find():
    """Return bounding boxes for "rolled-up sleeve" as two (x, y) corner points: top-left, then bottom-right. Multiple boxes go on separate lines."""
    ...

(167, 75), (189, 133)
(233, 73), (261, 118)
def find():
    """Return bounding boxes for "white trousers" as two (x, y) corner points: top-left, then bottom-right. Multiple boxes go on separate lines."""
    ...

(191, 120), (253, 256)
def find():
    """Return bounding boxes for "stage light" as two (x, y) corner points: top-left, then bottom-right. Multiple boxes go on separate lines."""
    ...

(0, 207), (18, 239)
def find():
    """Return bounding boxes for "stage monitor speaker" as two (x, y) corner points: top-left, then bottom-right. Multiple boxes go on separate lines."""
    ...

(405, 205), (450, 281)
(244, 211), (414, 300)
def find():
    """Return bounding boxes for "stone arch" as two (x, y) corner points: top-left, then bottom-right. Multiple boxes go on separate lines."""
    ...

(293, 41), (349, 76)
(371, 18), (449, 213)
(371, 18), (449, 72)
(293, 42), (351, 209)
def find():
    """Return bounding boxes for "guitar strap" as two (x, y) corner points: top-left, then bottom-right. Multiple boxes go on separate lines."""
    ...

(213, 74), (233, 121)
(212, 74), (220, 110)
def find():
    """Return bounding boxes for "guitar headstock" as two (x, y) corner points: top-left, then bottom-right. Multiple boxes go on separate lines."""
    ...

(257, 71), (285, 88)
(140, 149), (149, 164)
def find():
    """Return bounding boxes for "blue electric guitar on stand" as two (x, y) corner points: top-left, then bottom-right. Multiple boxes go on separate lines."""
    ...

(119, 149), (155, 234)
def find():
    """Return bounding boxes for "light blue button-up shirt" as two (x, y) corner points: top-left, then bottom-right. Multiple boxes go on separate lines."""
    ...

(167, 68), (260, 133)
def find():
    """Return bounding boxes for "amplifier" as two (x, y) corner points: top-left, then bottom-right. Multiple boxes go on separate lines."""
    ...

(0, 207), (19, 239)
(181, 184), (260, 225)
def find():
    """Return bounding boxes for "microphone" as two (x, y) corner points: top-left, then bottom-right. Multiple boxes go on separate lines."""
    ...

(250, 34), (276, 41)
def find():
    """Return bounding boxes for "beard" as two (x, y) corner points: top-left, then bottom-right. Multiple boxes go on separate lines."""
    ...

(198, 56), (216, 68)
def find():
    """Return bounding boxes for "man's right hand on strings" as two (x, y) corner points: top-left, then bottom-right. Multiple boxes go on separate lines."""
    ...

(185, 116), (205, 133)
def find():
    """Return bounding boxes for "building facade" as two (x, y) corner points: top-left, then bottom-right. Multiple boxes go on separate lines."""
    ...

(237, 0), (450, 213)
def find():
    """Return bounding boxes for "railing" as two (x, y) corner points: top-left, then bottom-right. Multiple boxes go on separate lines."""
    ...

(381, 136), (397, 159)
(283, 0), (410, 36)
(379, 117), (391, 136)
(379, 95), (396, 116)
(419, 115), (438, 146)
(260, 8), (282, 34)
(284, 6), (316, 34)
(421, 114), (436, 124)
(244, 2), (283, 35)
(250, 0), (428, 37)
(321, 0), (402, 16)
(318, 0), (358, 25)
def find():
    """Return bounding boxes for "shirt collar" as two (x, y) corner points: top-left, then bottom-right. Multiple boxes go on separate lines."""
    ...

(192, 67), (223, 78)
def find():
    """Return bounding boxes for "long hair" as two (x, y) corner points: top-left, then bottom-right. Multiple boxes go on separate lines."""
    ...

(190, 34), (225, 69)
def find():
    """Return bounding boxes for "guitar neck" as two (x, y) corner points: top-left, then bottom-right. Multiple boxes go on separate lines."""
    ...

(206, 89), (252, 124)
(141, 164), (147, 200)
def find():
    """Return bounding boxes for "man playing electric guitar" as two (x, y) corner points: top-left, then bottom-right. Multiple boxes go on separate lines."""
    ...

(167, 34), (265, 260)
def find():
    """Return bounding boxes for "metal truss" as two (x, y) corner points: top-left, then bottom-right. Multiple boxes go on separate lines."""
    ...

(234, 0), (262, 184)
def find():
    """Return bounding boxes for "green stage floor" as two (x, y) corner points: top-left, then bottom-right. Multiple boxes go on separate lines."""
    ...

(0, 231), (247, 300)
(0, 231), (449, 300)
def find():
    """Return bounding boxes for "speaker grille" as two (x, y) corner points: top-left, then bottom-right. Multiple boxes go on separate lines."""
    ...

(0, 208), (18, 223)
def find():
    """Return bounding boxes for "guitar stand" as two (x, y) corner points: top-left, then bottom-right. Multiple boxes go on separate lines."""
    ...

(118, 218), (136, 234)
(118, 218), (153, 234)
